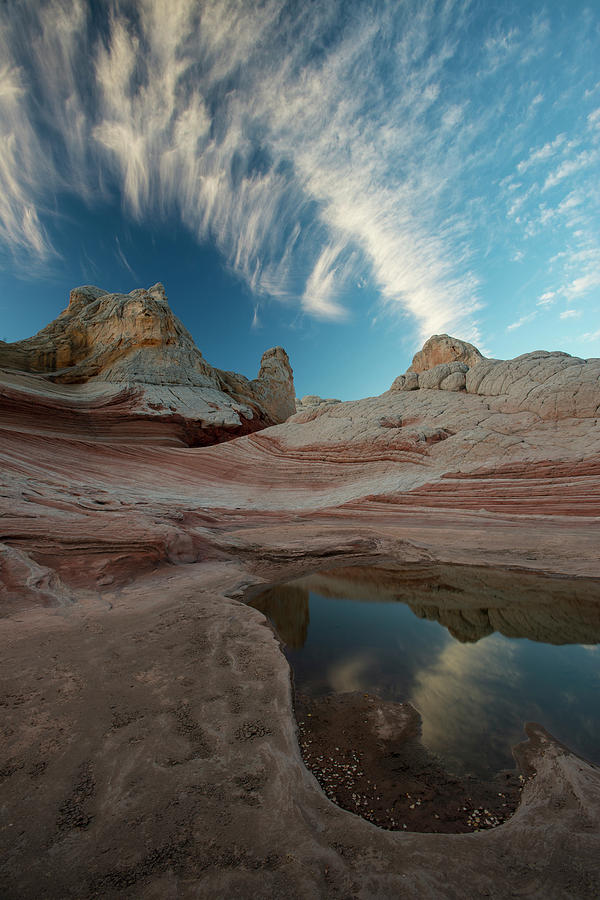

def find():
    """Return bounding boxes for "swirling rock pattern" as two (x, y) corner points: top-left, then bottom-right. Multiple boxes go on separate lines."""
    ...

(1, 300), (600, 898)
(0, 283), (296, 443)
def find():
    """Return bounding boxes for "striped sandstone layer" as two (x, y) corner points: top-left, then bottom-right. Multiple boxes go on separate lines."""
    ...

(1, 303), (600, 898)
(0, 283), (296, 445)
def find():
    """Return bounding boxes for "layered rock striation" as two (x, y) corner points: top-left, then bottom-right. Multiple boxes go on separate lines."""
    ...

(0, 283), (296, 446)
(2, 300), (600, 898)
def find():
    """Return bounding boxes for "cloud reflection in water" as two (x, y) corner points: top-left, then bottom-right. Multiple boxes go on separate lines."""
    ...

(410, 634), (521, 774)
(248, 563), (600, 776)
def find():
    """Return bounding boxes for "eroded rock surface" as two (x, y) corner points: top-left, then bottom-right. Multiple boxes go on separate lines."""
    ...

(1, 309), (600, 898)
(0, 283), (296, 445)
(392, 334), (600, 419)
(408, 333), (484, 372)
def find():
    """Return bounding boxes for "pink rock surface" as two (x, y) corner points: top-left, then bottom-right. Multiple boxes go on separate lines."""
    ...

(1, 324), (599, 581)
(1, 302), (600, 897)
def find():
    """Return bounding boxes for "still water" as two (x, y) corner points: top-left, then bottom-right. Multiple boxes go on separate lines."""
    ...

(249, 564), (600, 777)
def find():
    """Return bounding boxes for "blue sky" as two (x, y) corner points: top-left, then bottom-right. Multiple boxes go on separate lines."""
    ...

(1, 0), (599, 400)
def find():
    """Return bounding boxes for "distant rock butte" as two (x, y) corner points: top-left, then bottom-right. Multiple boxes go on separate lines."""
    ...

(0, 283), (295, 445)
(294, 395), (342, 418)
(408, 333), (484, 372)
(391, 334), (600, 419)
(296, 395), (342, 409)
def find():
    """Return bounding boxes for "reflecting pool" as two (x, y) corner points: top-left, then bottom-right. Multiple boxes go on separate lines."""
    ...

(249, 564), (600, 777)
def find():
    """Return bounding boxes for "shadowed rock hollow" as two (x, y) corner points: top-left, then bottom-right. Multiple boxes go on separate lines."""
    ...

(1, 289), (600, 898)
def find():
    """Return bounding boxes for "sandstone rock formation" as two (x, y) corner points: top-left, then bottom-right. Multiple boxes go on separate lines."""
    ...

(0, 283), (296, 445)
(391, 335), (600, 420)
(393, 360), (470, 392)
(2, 305), (600, 898)
(294, 394), (342, 421)
(408, 333), (484, 372)
(247, 346), (296, 424)
(295, 394), (341, 411)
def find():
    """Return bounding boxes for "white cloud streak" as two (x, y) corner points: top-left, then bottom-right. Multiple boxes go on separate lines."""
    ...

(501, 67), (600, 326)
(0, 0), (598, 348)
(517, 133), (566, 173)
(580, 328), (600, 343)
(507, 311), (536, 331)
(567, 271), (600, 298)
(542, 149), (599, 192)
(537, 291), (556, 306)
(0, 0), (487, 341)
(114, 236), (138, 280)
(0, 61), (53, 259)
(588, 107), (600, 128)
(302, 241), (354, 320)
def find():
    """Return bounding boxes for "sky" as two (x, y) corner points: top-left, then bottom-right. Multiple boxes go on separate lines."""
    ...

(1, 0), (599, 400)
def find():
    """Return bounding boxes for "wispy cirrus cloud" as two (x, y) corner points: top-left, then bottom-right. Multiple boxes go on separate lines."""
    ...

(301, 241), (356, 320)
(0, 61), (54, 260)
(500, 65), (600, 334)
(114, 236), (138, 280)
(542, 149), (599, 192)
(566, 269), (600, 298)
(507, 311), (536, 332)
(537, 291), (556, 307)
(580, 328), (600, 343)
(0, 0), (599, 352)
(516, 133), (566, 174)
(0, 0), (486, 342)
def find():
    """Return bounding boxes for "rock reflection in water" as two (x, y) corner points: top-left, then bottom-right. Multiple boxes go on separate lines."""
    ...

(253, 563), (600, 647)
(249, 563), (600, 776)
(250, 583), (310, 649)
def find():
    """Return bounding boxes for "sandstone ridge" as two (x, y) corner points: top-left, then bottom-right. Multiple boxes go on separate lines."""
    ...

(0, 283), (296, 445)
(2, 304), (600, 897)
(408, 333), (484, 372)
(391, 333), (600, 419)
